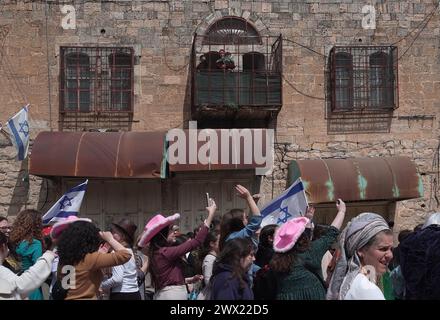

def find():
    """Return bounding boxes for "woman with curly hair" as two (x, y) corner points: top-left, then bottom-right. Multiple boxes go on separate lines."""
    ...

(54, 218), (131, 300)
(0, 231), (56, 300)
(9, 209), (44, 300)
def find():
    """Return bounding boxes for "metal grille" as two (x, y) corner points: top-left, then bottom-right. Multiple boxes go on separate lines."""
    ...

(59, 47), (134, 131)
(329, 46), (398, 112)
(192, 34), (282, 108)
(202, 16), (262, 45)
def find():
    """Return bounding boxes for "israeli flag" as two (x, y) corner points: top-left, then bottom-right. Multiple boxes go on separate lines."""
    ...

(6, 105), (30, 161)
(260, 178), (308, 228)
(42, 180), (88, 224)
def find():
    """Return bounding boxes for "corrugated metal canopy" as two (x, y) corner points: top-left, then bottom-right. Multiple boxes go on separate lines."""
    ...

(29, 131), (166, 178)
(288, 156), (423, 203)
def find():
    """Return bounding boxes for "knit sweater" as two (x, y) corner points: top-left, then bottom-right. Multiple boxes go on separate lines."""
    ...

(277, 225), (339, 300)
(64, 249), (131, 300)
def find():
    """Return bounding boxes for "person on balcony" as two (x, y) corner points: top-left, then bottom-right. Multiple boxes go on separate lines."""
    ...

(196, 54), (208, 70)
(216, 49), (235, 70)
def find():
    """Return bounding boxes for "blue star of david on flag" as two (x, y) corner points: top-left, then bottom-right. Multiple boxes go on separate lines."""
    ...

(42, 180), (88, 224)
(18, 120), (29, 137)
(6, 105), (30, 161)
(277, 205), (292, 224)
(260, 178), (308, 227)
(59, 196), (73, 210)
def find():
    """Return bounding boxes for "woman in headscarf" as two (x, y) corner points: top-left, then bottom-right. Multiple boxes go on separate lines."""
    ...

(327, 212), (393, 300)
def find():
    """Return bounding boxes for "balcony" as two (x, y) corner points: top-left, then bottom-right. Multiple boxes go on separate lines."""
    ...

(191, 32), (282, 128)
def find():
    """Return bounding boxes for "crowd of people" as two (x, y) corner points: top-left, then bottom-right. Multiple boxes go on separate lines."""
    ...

(1, 186), (440, 300)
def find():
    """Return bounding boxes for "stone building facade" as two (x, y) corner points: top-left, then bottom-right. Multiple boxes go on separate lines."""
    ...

(0, 0), (439, 235)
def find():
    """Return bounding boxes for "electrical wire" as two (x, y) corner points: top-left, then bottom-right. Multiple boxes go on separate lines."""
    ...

(282, 74), (325, 101)
(397, 3), (439, 61)
(391, 2), (440, 46)
(282, 38), (327, 57)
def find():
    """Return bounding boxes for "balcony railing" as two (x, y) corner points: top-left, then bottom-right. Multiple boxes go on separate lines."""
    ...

(191, 34), (282, 114)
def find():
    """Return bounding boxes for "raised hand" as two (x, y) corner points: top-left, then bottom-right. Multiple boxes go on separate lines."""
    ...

(206, 199), (217, 215)
(305, 205), (315, 220)
(99, 231), (114, 243)
(336, 199), (346, 212)
(235, 185), (251, 199)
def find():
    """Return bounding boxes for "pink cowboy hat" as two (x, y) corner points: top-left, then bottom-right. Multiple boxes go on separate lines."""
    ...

(137, 213), (180, 248)
(50, 216), (92, 240)
(273, 217), (310, 253)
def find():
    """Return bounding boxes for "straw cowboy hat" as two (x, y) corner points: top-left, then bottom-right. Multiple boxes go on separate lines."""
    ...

(50, 215), (92, 240)
(138, 213), (180, 248)
(111, 218), (137, 246)
(273, 217), (310, 253)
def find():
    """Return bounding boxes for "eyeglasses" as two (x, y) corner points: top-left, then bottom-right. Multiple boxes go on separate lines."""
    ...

(0, 226), (11, 230)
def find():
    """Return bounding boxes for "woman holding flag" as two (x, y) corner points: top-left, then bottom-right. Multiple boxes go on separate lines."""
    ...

(269, 199), (346, 300)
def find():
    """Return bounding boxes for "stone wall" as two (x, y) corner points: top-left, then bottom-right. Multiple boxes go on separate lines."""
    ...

(0, 0), (439, 231)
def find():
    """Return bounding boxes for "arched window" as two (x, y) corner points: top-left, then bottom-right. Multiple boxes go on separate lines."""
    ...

(109, 52), (132, 111)
(369, 52), (393, 108)
(65, 52), (90, 111)
(203, 16), (261, 45)
(334, 52), (353, 110)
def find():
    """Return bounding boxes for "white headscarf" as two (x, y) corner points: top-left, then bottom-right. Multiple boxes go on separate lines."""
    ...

(422, 212), (440, 229)
(326, 212), (390, 300)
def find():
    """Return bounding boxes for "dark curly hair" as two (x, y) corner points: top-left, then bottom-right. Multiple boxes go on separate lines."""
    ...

(10, 209), (43, 246)
(57, 221), (101, 266)
(270, 231), (311, 274)
(0, 231), (7, 247)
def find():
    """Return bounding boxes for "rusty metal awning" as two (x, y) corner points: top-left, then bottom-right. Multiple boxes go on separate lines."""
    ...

(29, 131), (166, 178)
(168, 129), (270, 172)
(288, 156), (423, 203)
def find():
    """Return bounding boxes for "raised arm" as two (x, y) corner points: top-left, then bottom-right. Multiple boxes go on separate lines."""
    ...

(331, 199), (346, 230)
(204, 199), (217, 228)
(90, 232), (131, 270)
(162, 200), (217, 261)
(100, 231), (127, 252)
(236, 185), (260, 217)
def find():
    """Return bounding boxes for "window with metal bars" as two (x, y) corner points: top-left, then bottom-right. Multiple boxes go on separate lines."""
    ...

(60, 47), (134, 114)
(329, 46), (398, 112)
